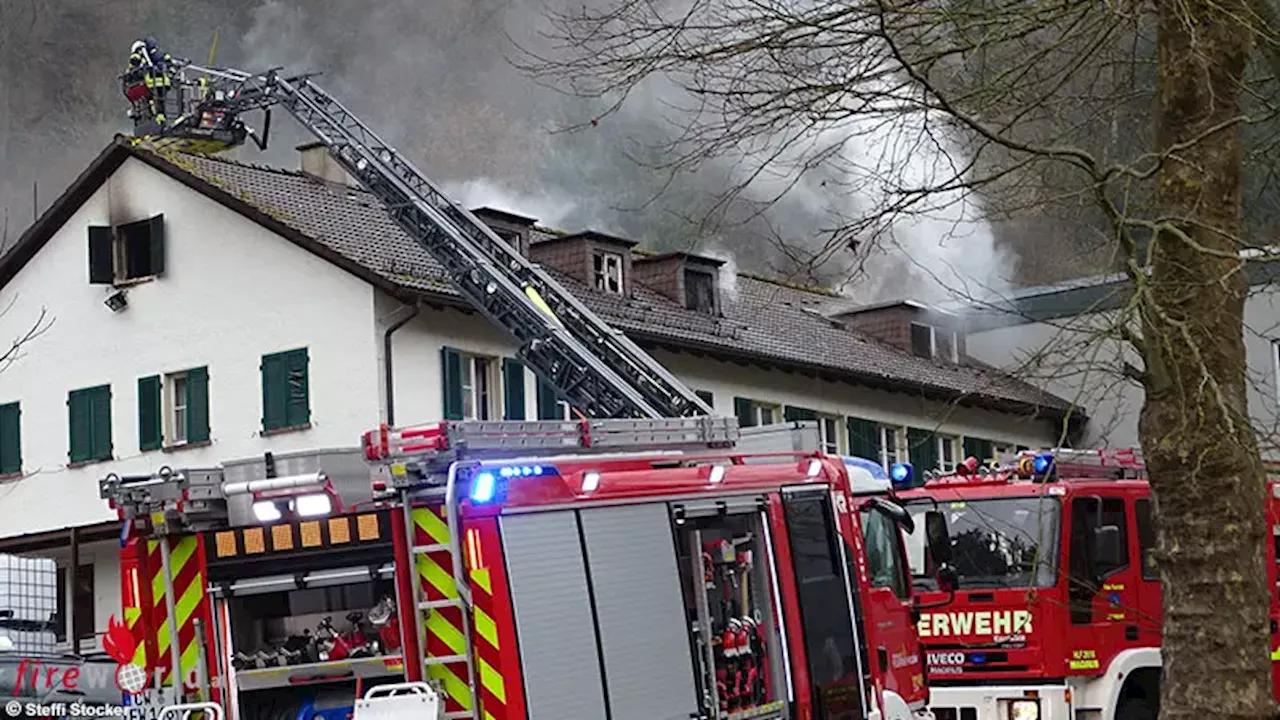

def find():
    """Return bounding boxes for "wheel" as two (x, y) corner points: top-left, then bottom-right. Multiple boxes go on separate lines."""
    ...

(1116, 697), (1157, 720)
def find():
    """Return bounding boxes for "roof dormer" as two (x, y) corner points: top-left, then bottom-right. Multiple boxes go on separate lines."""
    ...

(632, 252), (726, 315)
(529, 230), (638, 295)
(829, 299), (965, 362)
(472, 206), (538, 257)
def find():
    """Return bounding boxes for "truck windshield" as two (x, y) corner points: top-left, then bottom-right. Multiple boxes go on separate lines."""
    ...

(905, 497), (1061, 590)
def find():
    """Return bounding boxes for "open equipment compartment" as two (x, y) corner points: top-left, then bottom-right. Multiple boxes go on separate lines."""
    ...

(202, 510), (406, 702)
(674, 495), (790, 720)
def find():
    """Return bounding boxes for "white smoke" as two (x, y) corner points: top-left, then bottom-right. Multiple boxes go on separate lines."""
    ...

(443, 178), (581, 230)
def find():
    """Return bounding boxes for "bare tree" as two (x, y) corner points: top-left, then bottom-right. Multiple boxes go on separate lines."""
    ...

(517, 0), (1280, 716)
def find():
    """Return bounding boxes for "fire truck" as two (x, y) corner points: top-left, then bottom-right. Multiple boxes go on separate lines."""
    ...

(100, 45), (954, 720)
(895, 448), (1280, 720)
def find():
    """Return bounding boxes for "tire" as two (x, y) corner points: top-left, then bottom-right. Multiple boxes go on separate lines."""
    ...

(1116, 697), (1157, 720)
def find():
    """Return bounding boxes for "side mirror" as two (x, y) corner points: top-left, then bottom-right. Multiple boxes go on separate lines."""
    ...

(867, 497), (916, 534)
(925, 510), (953, 566)
(935, 565), (959, 594)
(1093, 525), (1123, 570)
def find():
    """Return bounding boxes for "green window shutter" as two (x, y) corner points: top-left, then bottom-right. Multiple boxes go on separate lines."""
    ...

(88, 227), (114, 284)
(138, 376), (162, 451)
(733, 397), (756, 428)
(535, 378), (561, 420)
(907, 427), (938, 475)
(784, 406), (818, 422)
(261, 352), (288, 430)
(502, 358), (526, 420)
(90, 386), (112, 461)
(963, 436), (994, 464)
(441, 347), (464, 421)
(285, 349), (310, 427)
(148, 214), (166, 276)
(695, 390), (714, 409)
(846, 417), (881, 459)
(68, 390), (91, 463)
(186, 366), (210, 443)
(0, 403), (21, 475)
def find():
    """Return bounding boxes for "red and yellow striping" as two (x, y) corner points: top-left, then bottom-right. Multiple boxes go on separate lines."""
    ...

(145, 534), (211, 686)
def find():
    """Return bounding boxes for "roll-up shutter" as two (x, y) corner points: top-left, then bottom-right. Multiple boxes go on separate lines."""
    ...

(500, 511), (608, 720)
(579, 504), (700, 720)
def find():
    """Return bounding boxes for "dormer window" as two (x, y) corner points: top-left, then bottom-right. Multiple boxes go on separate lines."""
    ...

(684, 268), (716, 313)
(593, 250), (624, 294)
(910, 322), (959, 362)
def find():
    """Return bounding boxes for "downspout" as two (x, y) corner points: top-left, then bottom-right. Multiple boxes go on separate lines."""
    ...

(383, 302), (420, 426)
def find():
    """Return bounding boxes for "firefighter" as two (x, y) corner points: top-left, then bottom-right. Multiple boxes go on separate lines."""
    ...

(127, 38), (173, 126)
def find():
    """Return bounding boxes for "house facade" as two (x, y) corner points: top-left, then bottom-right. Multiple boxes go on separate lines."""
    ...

(957, 267), (1280, 455)
(0, 136), (1079, 650)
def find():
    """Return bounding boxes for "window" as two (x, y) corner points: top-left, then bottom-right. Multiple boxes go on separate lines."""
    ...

(818, 414), (841, 454)
(0, 402), (20, 476)
(592, 250), (624, 294)
(694, 389), (714, 409)
(733, 397), (781, 428)
(935, 330), (958, 362)
(139, 368), (209, 450)
(88, 215), (166, 285)
(910, 323), (933, 358)
(860, 508), (910, 599)
(261, 349), (310, 432)
(880, 425), (903, 469)
(68, 385), (112, 464)
(846, 416), (880, 460)
(1068, 496), (1130, 623)
(54, 565), (94, 645)
(963, 436), (996, 465)
(442, 347), (504, 420)
(684, 269), (717, 313)
(905, 497), (1061, 590)
(1135, 498), (1158, 580)
(937, 434), (959, 471)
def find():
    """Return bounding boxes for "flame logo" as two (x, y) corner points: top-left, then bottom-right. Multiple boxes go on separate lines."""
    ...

(103, 615), (138, 666)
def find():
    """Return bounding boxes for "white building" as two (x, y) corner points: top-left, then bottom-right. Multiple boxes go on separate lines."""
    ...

(0, 136), (1079, 649)
(958, 269), (1280, 455)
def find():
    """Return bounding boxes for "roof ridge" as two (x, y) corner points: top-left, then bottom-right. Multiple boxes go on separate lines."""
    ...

(175, 151), (311, 179)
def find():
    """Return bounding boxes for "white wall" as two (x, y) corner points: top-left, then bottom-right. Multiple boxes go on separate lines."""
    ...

(385, 299), (1061, 451)
(965, 288), (1280, 457)
(0, 157), (382, 539)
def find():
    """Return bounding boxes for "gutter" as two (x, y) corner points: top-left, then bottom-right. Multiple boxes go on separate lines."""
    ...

(383, 302), (421, 426)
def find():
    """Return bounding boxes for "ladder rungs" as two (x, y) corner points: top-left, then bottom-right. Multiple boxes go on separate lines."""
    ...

(413, 543), (450, 554)
(418, 598), (465, 611)
(424, 653), (468, 666)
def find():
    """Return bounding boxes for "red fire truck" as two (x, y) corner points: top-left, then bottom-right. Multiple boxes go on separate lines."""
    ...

(101, 419), (949, 720)
(895, 448), (1280, 720)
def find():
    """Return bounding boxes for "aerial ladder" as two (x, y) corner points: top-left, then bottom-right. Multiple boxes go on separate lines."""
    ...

(107, 52), (743, 720)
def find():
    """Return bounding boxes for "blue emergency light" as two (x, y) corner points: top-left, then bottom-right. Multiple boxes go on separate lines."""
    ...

(471, 472), (497, 503)
(471, 464), (553, 503)
(889, 462), (914, 488)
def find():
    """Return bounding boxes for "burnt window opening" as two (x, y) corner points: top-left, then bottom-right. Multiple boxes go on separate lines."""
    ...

(593, 250), (624, 294)
(88, 215), (166, 285)
(909, 323), (933, 358)
(684, 268), (716, 313)
(936, 329), (958, 362)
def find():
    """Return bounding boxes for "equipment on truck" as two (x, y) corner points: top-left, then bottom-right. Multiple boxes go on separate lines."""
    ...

(102, 419), (950, 720)
(898, 447), (1280, 720)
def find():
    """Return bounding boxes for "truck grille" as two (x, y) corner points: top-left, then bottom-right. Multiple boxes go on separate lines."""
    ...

(932, 709), (978, 720)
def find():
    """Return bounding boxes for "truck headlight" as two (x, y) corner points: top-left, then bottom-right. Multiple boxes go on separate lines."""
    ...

(1008, 699), (1040, 720)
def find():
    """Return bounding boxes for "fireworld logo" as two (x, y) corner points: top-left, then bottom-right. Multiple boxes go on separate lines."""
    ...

(6, 616), (151, 697)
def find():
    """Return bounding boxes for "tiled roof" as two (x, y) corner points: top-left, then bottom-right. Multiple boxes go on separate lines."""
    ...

(5, 139), (1072, 417)
(153, 149), (1075, 416)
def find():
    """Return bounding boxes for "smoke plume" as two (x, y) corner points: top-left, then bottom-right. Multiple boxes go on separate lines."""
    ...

(0, 0), (1010, 307)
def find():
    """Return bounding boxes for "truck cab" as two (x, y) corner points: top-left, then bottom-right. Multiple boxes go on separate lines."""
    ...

(897, 450), (1164, 720)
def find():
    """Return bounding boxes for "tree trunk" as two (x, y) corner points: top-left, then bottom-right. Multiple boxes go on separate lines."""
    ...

(1138, 1), (1274, 718)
